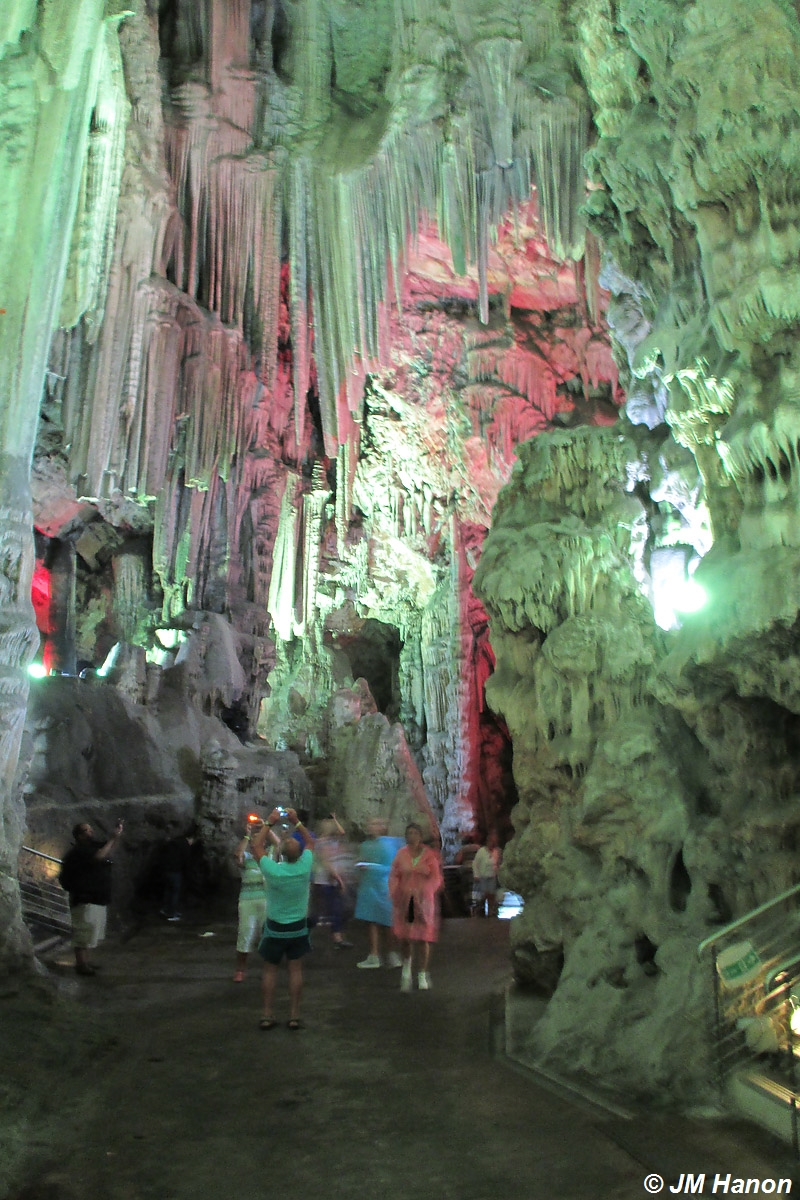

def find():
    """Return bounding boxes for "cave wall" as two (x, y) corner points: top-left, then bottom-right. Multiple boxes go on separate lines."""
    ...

(0, 0), (135, 970)
(470, 0), (800, 1102)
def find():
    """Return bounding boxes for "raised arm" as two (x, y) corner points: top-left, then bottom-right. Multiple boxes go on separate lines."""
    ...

(250, 813), (281, 862)
(95, 820), (124, 861)
(286, 809), (313, 851)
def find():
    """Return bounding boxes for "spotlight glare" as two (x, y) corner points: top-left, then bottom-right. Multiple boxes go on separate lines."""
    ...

(27, 663), (48, 679)
(673, 578), (707, 614)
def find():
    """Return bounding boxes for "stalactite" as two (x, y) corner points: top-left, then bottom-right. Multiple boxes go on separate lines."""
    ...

(335, 441), (358, 559)
(469, 345), (558, 420)
(521, 97), (588, 262)
(253, 152), (284, 391)
(289, 157), (310, 444)
(112, 548), (148, 644)
(583, 229), (602, 328)
(469, 38), (525, 170)
(128, 288), (183, 500)
(297, 465), (331, 635)
(268, 473), (300, 642)
(59, 22), (130, 336)
(279, 75), (588, 454)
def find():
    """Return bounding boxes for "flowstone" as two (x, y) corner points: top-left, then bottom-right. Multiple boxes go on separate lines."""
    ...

(475, 425), (720, 1102)
(326, 680), (440, 841)
(478, 401), (800, 1101)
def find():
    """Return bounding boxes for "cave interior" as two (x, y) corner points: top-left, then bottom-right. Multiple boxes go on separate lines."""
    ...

(4, 0), (800, 1114)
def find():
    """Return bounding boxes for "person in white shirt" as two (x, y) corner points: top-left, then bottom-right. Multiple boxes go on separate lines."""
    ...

(471, 832), (502, 918)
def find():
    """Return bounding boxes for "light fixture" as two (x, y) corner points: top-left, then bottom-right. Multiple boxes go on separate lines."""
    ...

(650, 548), (709, 629)
(27, 663), (48, 679)
(672, 577), (708, 615)
(96, 643), (120, 678)
(497, 891), (524, 920)
(155, 628), (184, 649)
(789, 995), (800, 1037)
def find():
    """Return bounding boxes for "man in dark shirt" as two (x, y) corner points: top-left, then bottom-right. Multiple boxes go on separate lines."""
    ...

(159, 828), (197, 921)
(59, 820), (123, 975)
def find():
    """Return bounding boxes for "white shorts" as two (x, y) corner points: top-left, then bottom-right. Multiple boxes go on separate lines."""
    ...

(71, 903), (107, 950)
(472, 877), (498, 902)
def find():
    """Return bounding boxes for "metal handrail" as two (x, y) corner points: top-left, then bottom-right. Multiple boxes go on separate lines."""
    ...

(697, 880), (800, 1156)
(697, 882), (800, 958)
(18, 846), (71, 952)
(20, 846), (62, 865)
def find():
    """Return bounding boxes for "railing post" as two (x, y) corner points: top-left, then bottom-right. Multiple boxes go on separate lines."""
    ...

(785, 1002), (800, 1160)
(711, 945), (724, 1097)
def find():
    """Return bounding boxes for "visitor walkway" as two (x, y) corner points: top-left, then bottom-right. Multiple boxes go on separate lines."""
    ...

(24, 918), (800, 1199)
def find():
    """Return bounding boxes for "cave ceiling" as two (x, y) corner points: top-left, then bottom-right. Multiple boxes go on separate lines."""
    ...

(20, 0), (623, 799)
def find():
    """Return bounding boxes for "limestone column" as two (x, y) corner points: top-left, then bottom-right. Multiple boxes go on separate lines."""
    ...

(0, 3), (119, 972)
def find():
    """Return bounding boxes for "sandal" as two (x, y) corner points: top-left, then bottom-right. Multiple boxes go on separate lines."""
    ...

(259, 1016), (278, 1031)
(287, 1019), (304, 1031)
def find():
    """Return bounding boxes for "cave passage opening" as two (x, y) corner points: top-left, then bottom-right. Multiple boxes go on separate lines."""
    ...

(336, 618), (402, 719)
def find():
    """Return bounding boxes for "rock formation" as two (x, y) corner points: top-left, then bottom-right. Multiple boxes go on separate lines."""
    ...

(4, 0), (800, 1106)
(472, 0), (800, 1101)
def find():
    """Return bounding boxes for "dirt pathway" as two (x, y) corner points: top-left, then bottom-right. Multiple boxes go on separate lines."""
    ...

(6, 918), (798, 1200)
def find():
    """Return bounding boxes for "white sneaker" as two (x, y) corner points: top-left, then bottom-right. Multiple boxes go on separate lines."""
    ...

(357, 955), (381, 969)
(385, 951), (403, 968)
(400, 960), (413, 992)
(418, 971), (431, 990)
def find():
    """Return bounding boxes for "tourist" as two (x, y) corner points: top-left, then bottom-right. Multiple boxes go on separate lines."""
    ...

(312, 814), (353, 948)
(231, 819), (268, 982)
(389, 823), (443, 991)
(454, 833), (482, 916)
(58, 819), (124, 976)
(249, 807), (314, 1030)
(354, 817), (403, 969)
(159, 826), (197, 921)
(472, 832), (502, 917)
(290, 808), (312, 848)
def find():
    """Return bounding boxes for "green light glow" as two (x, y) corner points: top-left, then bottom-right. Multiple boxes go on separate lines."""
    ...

(96, 643), (120, 678)
(27, 663), (48, 679)
(146, 646), (172, 666)
(651, 551), (708, 629)
(672, 577), (707, 614)
(155, 628), (183, 649)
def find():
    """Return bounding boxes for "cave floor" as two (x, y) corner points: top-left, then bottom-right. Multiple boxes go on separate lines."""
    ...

(5, 917), (799, 1200)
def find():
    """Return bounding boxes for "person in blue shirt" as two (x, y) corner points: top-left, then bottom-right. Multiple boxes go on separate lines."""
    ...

(249, 808), (314, 1030)
(354, 817), (403, 968)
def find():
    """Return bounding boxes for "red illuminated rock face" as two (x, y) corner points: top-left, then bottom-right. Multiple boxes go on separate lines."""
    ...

(323, 215), (622, 846)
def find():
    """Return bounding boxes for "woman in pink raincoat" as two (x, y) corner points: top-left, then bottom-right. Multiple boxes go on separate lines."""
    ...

(389, 823), (443, 993)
